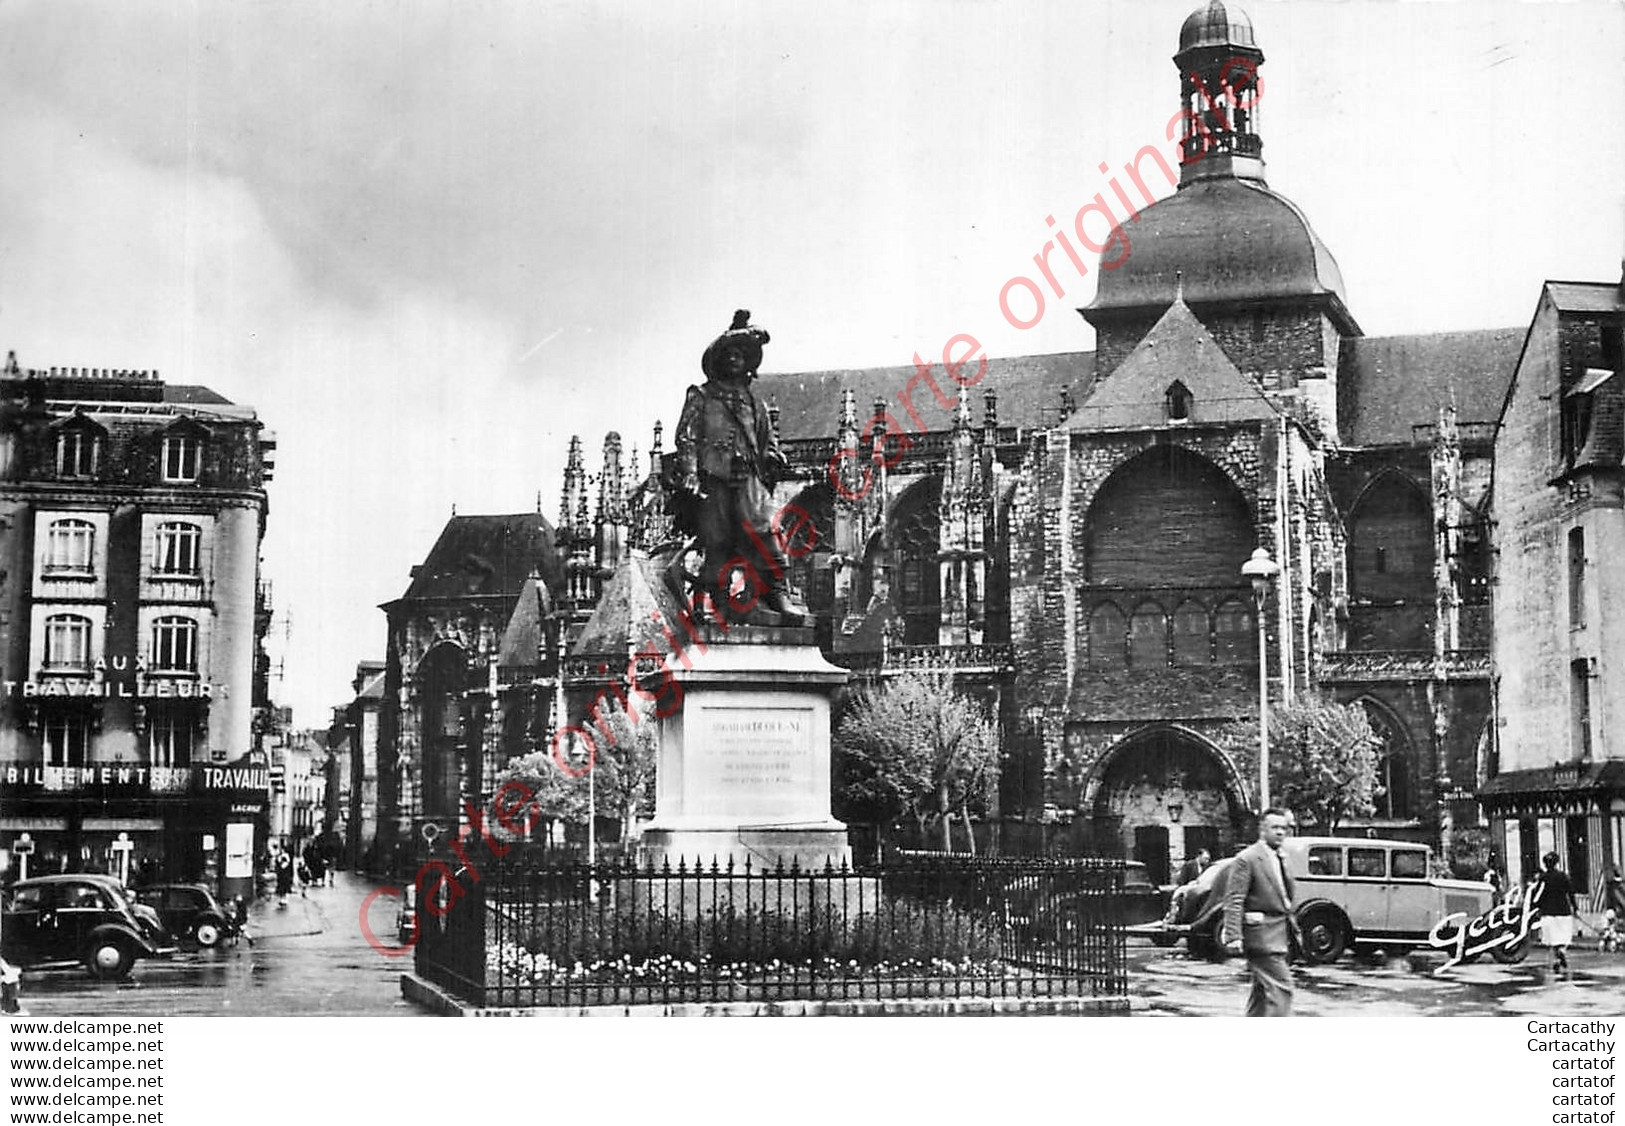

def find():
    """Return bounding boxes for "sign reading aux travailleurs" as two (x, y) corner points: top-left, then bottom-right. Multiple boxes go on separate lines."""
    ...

(7, 656), (224, 699)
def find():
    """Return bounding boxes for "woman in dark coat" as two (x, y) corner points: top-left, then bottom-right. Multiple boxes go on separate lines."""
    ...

(1533, 851), (1578, 973)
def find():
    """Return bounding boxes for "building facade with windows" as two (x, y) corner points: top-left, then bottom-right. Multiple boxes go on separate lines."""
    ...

(0, 356), (274, 896)
(1485, 278), (1625, 896)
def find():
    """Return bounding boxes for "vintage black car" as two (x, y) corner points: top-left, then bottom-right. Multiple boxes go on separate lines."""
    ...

(2, 874), (163, 979)
(133, 883), (241, 948)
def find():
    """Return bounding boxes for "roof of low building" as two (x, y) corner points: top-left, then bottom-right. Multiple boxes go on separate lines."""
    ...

(1478, 762), (1625, 803)
(395, 512), (564, 602)
(1546, 280), (1625, 316)
(1337, 328), (1524, 447)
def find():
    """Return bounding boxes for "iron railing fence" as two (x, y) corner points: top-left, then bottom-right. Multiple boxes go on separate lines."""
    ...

(415, 854), (1128, 1009)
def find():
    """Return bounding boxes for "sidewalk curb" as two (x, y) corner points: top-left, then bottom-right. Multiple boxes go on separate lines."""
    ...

(401, 973), (1131, 1017)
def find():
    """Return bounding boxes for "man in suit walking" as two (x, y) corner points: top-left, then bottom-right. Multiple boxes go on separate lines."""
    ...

(1223, 808), (1300, 1017)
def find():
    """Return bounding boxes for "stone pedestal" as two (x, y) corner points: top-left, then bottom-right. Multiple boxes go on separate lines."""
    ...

(638, 628), (852, 870)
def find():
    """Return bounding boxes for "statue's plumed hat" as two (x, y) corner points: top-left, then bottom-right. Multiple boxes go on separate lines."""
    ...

(701, 309), (770, 377)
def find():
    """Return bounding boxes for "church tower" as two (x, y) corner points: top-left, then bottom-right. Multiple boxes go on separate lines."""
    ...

(1174, 1), (1266, 186)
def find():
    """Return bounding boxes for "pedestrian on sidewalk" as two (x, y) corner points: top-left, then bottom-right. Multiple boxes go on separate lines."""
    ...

(1532, 851), (1578, 974)
(1223, 808), (1301, 1017)
(273, 847), (294, 906)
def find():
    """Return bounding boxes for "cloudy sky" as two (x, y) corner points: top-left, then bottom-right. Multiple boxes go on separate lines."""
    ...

(1, 0), (1621, 726)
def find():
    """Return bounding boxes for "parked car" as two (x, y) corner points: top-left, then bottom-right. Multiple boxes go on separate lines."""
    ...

(1, 874), (164, 979)
(1149, 836), (1497, 964)
(133, 884), (241, 948)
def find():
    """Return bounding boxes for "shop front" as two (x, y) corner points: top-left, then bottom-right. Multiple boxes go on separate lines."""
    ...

(0, 758), (269, 900)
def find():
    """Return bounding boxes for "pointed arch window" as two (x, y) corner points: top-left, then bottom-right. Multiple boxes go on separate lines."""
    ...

(1165, 381), (1192, 421)
(1363, 702), (1414, 820)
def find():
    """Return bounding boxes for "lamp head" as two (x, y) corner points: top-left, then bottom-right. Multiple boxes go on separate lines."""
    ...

(1241, 546), (1280, 600)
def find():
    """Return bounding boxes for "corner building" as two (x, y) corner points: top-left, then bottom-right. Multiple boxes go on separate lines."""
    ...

(0, 356), (274, 897)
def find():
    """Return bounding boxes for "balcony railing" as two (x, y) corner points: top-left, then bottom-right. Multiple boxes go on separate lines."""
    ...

(1317, 649), (1490, 682)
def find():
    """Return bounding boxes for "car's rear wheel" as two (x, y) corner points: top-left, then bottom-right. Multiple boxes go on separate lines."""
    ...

(1490, 936), (1529, 964)
(1151, 930), (1179, 948)
(193, 919), (223, 948)
(86, 938), (134, 980)
(1298, 907), (1347, 964)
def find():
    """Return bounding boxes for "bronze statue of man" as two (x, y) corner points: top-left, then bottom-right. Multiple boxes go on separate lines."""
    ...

(671, 310), (807, 625)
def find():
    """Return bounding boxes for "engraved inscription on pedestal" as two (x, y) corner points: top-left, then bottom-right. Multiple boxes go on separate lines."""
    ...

(690, 705), (815, 819)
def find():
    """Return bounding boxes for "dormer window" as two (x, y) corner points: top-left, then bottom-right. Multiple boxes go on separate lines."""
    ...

(1165, 381), (1192, 421)
(161, 434), (203, 483)
(56, 426), (102, 478)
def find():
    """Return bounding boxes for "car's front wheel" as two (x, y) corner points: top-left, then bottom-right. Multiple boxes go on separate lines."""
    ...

(86, 938), (134, 980)
(1298, 907), (1347, 964)
(193, 919), (223, 948)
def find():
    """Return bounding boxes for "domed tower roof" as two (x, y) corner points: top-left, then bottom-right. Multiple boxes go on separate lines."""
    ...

(1083, 2), (1359, 335)
(1086, 178), (1351, 318)
(1179, 1), (1257, 53)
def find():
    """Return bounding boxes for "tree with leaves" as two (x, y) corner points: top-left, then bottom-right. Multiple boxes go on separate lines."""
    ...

(1262, 696), (1382, 832)
(834, 670), (999, 853)
(497, 695), (658, 849)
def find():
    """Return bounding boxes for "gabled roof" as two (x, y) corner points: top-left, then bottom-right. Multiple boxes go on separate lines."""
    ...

(570, 551), (684, 660)
(1065, 298), (1276, 430)
(753, 352), (1095, 441)
(396, 512), (564, 602)
(1337, 328), (1524, 447)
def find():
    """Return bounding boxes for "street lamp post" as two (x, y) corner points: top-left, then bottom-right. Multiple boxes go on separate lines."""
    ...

(1241, 547), (1281, 812)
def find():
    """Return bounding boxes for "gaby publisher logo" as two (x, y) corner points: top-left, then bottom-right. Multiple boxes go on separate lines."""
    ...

(1427, 883), (1540, 971)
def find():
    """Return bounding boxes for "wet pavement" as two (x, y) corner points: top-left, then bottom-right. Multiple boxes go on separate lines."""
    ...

(1128, 937), (1625, 1017)
(12, 871), (424, 1017)
(13, 880), (1621, 1018)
